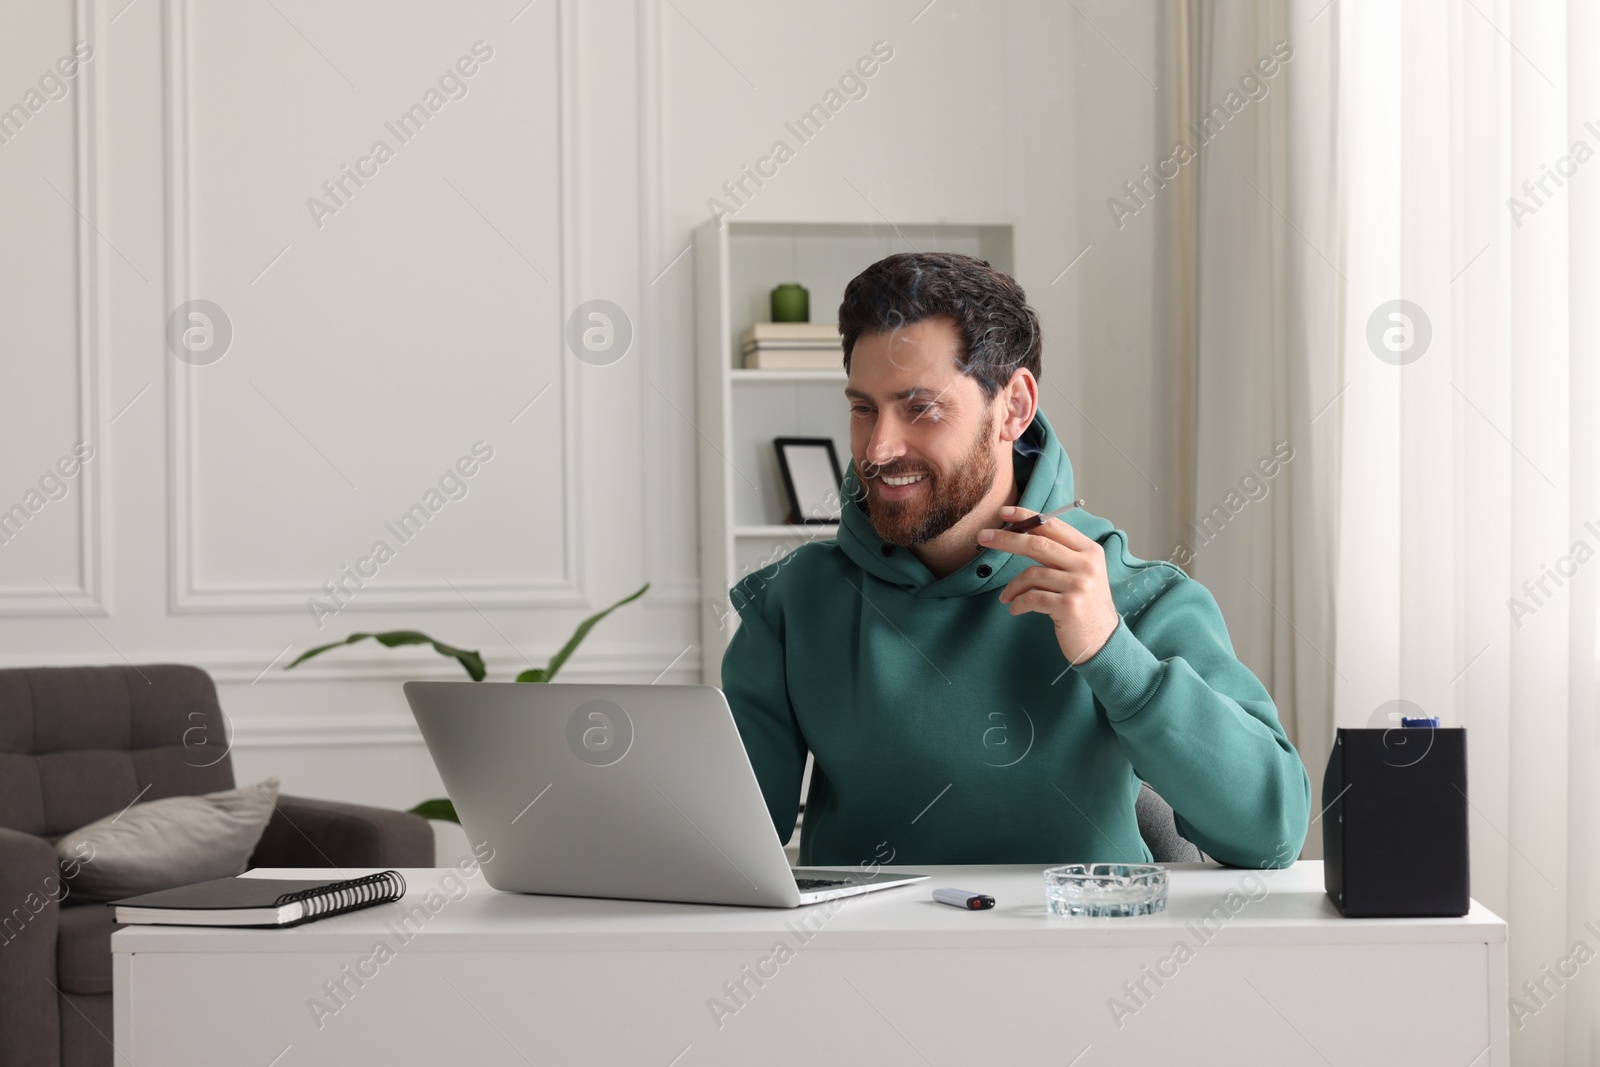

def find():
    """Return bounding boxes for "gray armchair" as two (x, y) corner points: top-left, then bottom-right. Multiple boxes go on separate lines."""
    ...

(0, 664), (434, 1067)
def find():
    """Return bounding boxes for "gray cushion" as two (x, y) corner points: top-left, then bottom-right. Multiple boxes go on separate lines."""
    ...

(55, 778), (280, 902)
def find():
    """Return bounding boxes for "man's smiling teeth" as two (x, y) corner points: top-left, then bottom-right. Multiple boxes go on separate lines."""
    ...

(881, 473), (927, 487)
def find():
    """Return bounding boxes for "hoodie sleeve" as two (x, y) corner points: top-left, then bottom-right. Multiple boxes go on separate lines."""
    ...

(720, 599), (808, 843)
(1070, 567), (1312, 868)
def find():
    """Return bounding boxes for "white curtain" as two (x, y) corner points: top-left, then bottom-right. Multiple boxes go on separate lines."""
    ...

(1332, 1), (1598, 1062)
(1180, 3), (1600, 1057)
(1180, 0), (1344, 858)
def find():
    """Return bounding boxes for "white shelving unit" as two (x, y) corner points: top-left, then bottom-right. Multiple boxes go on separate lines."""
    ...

(694, 219), (1014, 683)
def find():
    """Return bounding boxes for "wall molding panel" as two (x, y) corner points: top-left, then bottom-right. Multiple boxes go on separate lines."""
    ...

(160, 0), (587, 615)
(0, 0), (107, 617)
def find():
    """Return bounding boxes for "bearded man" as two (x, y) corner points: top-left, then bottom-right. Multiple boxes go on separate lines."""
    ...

(722, 252), (1310, 868)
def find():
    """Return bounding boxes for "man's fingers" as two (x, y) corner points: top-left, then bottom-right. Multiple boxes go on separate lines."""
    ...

(1005, 588), (1062, 617)
(998, 566), (1072, 605)
(1002, 506), (1097, 551)
(981, 518), (1101, 568)
(980, 527), (1080, 568)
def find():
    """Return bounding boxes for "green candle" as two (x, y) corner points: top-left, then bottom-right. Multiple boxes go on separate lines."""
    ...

(770, 283), (809, 323)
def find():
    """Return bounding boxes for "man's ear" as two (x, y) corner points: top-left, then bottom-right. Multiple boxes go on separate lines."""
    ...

(995, 369), (1039, 444)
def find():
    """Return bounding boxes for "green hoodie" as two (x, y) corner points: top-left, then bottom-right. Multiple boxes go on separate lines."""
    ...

(722, 411), (1310, 869)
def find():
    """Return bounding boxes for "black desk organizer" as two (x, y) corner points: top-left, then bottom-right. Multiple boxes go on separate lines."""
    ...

(1322, 726), (1470, 917)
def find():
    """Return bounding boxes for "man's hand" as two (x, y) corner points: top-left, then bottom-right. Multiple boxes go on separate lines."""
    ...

(978, 505), (1120, 666)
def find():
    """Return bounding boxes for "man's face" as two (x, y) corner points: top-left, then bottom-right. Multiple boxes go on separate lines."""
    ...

(845, 316), (999, 546)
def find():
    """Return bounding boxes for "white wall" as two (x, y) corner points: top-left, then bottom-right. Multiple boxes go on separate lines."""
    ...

(0, 0), (1183, 833)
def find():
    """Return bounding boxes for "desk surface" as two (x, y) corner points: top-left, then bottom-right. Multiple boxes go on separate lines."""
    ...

(112, 860), (1505, 954)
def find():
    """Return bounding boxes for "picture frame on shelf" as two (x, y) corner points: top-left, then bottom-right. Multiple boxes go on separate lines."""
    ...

(773, 437), (843, 524)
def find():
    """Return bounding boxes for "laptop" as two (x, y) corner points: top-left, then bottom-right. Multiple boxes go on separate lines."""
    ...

(403, 681), (928, 908)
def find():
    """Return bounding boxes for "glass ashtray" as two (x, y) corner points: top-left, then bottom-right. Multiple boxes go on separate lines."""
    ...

(1043, 863), (1169, 917)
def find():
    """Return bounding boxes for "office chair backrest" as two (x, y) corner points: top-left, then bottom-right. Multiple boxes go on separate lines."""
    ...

(1135, 782), (1203, 862)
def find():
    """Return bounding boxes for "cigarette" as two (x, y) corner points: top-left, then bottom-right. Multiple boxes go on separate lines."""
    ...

(1001, 499), (1086, 534)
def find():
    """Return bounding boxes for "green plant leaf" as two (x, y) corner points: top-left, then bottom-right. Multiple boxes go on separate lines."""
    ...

(409, 798), (458, 823)
(517, 582), (649, 683)
(286, 631), (487, 681)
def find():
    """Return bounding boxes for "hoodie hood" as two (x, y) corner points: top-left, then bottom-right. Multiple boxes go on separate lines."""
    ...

(835, 410), (1116, 598)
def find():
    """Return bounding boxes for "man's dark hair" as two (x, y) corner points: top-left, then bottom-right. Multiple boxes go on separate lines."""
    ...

(837, 251), (1042, 401)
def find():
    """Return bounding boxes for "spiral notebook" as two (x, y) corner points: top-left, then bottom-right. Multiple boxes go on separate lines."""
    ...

(110, 870), (406, 927)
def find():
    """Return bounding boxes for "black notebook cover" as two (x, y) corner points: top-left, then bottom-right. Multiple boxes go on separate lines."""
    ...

(110, 870), (406, 927)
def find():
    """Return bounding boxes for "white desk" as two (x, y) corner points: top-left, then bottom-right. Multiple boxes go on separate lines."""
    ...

(113, 861), (1507, 1066)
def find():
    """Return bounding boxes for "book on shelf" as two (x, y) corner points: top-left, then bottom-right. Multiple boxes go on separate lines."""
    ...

(740, 348), (844, 370)
(739, 322), (840, 346)
(740, 340), (842, 351)
(110, 870), (407, 927)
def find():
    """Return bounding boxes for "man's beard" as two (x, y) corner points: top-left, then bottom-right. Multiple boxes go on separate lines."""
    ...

(856, 426), (998, 547)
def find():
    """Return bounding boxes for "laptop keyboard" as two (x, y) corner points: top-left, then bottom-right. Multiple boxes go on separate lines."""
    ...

(793, 877), (849, 890)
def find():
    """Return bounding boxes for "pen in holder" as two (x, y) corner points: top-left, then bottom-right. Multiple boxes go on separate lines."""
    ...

(1321, 722), (1470, 917)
